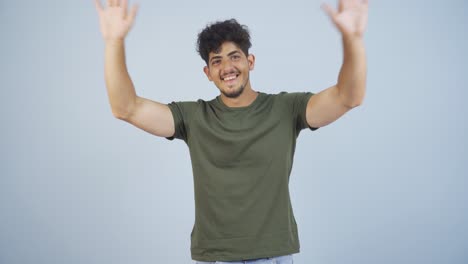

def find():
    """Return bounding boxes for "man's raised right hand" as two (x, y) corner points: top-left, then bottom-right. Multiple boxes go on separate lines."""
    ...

(94, 0), (139, 42)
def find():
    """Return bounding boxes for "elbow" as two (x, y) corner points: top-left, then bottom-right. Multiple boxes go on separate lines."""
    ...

(343, 98), (364, 109)
(350, 100), (363, 108)
(346, 91), (366, 108)
(111, 109), (129, 120)
(112, 112), (125, 120)
(111, 102), (135, 121)
(342, 99), (363, 109)
(337, 84), (366, 109)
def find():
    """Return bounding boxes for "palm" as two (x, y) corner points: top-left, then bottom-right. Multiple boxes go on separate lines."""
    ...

(322, 0), (368, 38)
(94, 0), (139, 41)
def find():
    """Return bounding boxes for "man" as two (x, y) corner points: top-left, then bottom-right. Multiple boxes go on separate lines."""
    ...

(94, 0), (368, 263)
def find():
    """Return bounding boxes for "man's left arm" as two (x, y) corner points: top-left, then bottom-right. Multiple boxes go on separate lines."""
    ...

(306, 0), (369, 129)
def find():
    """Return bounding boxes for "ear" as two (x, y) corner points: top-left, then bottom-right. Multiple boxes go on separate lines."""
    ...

(203, 66), (213, 82)
(247, 54), (255, 71)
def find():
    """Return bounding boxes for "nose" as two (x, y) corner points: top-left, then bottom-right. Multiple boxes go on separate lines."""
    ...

(221, 59), (235, 73)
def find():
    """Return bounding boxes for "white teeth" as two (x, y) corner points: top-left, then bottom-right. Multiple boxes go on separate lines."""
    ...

(224, 75), (237, 81)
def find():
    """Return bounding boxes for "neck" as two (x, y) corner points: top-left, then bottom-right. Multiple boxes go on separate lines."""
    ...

(220, 85), (258, 108)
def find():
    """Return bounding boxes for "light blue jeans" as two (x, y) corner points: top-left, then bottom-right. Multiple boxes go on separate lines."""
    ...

(195, 254), (293, 264)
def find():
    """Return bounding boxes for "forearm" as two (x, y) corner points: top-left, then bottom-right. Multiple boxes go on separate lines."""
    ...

(104, 40), (137, 118)
(336, 36), (367, 108)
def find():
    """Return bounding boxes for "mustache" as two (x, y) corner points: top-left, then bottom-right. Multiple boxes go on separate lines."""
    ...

(220, 70), (240, 78)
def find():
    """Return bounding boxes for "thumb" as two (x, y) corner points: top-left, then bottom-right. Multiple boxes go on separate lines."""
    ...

(321, 3), (338, 21)
(94, 0), (103, 15)
(127, 3), (139, 23)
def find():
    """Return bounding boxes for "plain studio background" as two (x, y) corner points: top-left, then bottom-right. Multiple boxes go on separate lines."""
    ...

(1, 0), (467, 263)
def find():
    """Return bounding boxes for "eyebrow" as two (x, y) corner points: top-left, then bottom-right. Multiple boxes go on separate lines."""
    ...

(210, 50), (241, 63)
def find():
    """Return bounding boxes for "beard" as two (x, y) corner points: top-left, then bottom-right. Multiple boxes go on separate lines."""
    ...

(220, 74), (249, 98)
(222, 83), (245, 98)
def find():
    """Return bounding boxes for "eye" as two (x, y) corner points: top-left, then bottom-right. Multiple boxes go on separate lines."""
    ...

(211, 60), (221, 66)
(231, 55), (241, 61)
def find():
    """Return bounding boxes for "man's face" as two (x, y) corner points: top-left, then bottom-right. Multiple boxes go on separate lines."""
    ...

(203, 42), (255, 98)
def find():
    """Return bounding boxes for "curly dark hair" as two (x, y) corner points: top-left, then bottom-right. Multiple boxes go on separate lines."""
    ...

(197, 19), (252, 65)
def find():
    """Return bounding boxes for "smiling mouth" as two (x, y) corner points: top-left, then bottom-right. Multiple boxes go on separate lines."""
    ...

(221, 74), (239, 82)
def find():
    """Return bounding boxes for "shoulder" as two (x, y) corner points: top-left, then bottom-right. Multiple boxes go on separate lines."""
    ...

(268, 91), (314, 105)
(168, 98), (209, 109)
(167, 98), (213, 120)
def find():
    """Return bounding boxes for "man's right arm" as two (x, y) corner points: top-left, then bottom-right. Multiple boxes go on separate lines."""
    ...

(95, 0), (175, 138)
(104, 41), (175, 138)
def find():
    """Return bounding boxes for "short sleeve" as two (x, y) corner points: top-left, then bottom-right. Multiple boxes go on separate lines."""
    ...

(279, 91), (319, 132)
(165, 101), (199, 142)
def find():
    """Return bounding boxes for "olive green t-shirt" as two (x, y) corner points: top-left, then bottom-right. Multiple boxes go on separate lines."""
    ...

(166, 91), (317, 261)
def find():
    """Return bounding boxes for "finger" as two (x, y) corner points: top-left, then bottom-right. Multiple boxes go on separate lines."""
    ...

(321, 3), (338, 19)
(127, 3), (139, 23)
(341, 0), (358, 10)
(94, 0), (103, 14)
(338, 0), (344, 12)
(353, 0), (361, 6)
(122, 0), (128, 16)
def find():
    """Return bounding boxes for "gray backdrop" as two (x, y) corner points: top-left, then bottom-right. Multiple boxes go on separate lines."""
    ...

(1, 0), (467, 263)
